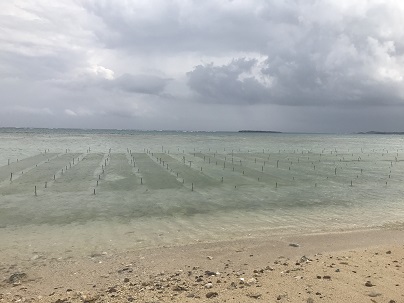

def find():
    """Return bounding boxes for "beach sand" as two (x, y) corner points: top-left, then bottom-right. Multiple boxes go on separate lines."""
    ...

(1, 228), (403, 303)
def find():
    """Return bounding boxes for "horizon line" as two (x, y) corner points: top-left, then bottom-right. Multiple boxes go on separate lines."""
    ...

(1, 126), (403, 135)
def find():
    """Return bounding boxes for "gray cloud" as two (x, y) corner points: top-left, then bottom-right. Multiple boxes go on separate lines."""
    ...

(51, 72), (171, 97)
(1, 1), (404, 132)
(187, 32), (404, 106)
(111, 74), (171, 95)
(81, 1), (270, 54)
(187, 58), (272, 104)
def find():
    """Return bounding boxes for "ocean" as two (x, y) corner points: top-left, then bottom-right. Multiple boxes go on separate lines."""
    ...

(1, 128), (404, 263)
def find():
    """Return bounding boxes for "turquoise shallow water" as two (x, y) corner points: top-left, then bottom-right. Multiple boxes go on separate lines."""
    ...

(0, 128), (404, 261)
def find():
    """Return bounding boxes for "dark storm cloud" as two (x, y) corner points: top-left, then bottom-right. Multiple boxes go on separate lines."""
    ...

(186, 55), (404, 107)
(187, 24), (404, 106)
(187, 58), (272, 104)
(81, 1), (404, 107)
(1, 1), (404, 131)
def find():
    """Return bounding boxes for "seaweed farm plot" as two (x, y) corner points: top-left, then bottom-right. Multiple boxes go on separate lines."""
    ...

(0, 153), (101, 225)
(1, 148), (404, 225)
(0, 153), (81, 195)
(150, 153), (219, 189)
(48, 153), (104, 193)
(124, 147), (404, 217)
(1, 132), (404, 263)
(96, 153), (140, 192)
(0, 152), (58, 184)
(131, 152), (183, 190)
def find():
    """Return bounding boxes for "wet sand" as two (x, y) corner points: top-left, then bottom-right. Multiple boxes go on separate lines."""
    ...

(1, 228), (403, 302)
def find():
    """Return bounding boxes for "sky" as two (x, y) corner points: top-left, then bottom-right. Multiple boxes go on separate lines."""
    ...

(1, 0), (404, 132)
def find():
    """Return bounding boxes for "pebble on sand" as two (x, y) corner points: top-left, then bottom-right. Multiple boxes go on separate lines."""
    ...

(206, 291), (218, 298)
(8, 272), (27, 284)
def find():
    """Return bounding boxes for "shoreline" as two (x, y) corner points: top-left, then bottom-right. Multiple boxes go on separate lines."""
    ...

(1, 227), (403, 302)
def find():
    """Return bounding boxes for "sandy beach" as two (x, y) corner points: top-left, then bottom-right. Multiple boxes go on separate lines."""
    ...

(1, 227), (403, 303)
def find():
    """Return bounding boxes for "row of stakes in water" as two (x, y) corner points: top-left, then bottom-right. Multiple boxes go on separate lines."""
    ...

(4, 147), (397, 196)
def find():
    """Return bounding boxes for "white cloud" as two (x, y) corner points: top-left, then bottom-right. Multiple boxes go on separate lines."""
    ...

(89, 65), (115, 80)
(64, 109), (77, 117)
(65, 108), (95, 117)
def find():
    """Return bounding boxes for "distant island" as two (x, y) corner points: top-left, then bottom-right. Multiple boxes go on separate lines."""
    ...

(358, 131), (404, 135)
(238, 130), (282, 133)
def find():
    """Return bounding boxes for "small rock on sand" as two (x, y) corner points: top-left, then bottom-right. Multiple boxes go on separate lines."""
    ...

(367, 291), (382, 297)
(299, 255), (311, 263)
(206, 291), (218, 298)
(7, 272), (27, 284)
(205, 282), (213, 289)
(173, 285), (188, 291)
(247, 292), (262, 299)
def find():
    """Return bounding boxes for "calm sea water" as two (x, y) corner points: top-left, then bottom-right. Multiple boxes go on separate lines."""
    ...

(1, 128), (404, 262)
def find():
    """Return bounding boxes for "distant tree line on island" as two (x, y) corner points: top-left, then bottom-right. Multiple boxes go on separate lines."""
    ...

(358, 131), (404, 135)
(238, 130), (282, 133)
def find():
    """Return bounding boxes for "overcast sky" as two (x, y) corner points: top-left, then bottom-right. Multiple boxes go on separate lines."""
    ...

(1, 0), (404, 132)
